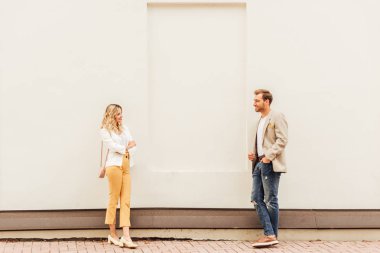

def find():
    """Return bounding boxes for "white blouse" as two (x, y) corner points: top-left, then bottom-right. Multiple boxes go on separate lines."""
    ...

(100, 126), (136, 168)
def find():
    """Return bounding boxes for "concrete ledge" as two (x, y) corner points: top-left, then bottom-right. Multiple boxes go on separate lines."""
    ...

(1, 209), (380, 231)
(1, 229), (380, 241)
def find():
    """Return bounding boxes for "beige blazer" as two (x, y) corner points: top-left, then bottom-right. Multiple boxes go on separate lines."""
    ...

(252, 110), (288, 173)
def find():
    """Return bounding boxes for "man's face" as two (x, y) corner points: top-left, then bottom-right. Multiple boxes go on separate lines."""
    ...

(253, 94), (266, 112)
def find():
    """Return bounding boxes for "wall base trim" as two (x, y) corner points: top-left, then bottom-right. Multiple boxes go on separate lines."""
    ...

(1, 209), (380, 231)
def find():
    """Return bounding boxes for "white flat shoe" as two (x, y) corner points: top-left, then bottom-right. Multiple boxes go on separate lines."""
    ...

(107, 235), (123, 247)
(120, 236), (138, 248)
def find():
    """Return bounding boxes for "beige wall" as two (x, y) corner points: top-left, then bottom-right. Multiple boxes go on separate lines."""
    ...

(0, 0), (379, 210)
(246, 0), (380, 208)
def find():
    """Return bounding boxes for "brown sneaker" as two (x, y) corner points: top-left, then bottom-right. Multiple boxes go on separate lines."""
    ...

(252, 236), (279, 248)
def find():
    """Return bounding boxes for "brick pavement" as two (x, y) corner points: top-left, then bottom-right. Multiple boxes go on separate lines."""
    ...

(1, 239), (380, 253)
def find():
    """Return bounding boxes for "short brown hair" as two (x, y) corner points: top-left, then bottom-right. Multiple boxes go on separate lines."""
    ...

(254, 89), (273, 105)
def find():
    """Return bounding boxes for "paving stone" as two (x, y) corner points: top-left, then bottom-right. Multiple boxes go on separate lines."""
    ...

(0, 239), (380, 252)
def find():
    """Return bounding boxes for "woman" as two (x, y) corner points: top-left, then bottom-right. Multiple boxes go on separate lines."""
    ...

(100, 104), (138, 248)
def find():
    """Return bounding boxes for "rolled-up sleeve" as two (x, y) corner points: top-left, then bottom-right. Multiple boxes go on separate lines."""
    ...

(100, 128), (126, 154)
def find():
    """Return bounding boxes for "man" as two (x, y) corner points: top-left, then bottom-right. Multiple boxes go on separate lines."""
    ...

(248, 89), (288, 248)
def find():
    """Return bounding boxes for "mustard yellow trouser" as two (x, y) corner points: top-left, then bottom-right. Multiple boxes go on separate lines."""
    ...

(105, 152), (131, 227)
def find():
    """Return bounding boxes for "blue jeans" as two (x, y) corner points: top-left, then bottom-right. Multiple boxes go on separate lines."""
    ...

(251, 161), (281, 237)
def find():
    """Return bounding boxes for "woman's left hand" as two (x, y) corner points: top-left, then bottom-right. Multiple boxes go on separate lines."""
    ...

(127, 140), (136, 149)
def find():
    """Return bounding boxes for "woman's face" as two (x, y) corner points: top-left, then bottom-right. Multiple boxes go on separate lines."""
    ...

(114, 109), (123, 124)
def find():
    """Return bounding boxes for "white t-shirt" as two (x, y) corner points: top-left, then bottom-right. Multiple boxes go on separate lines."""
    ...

(257, 116), (268, 156)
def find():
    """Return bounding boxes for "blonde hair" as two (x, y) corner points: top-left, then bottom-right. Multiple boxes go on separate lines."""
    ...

(100, 104), (123, 134)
